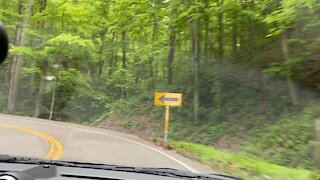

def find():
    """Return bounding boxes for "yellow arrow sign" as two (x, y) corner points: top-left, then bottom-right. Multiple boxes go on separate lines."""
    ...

(154, 92), (182, 107)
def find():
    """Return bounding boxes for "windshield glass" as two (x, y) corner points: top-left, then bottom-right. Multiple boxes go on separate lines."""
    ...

(0, 0), (319, 179)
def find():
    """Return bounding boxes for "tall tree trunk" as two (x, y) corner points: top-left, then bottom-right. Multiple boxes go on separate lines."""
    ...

(217, 0), (224, 60)
(167, 25), (175, 86)
(121, 31), (127, 98)
(36, 3), (56, 116)
(98, 33), (105, 76)
(167, 1), (175, 86)
(192, 19), (200, 122)
(34, 0), (47, 117)
(281, 31), (299, 105)
(204, 0), (210, 61)
(6, 0), (23, 103)
(232, 11), (238, 62)
(7, 0), (32, 113)
(213, 0), (224, 117)
(121, 31), (127, 69)
(109, 33), (116, 76)
(34, 59), (48, 117)
(49, 76), (58, 120)
(149, 10), (158, 90)
(213, 64), (222, 117)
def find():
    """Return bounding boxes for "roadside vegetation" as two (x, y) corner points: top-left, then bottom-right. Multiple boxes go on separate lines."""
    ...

(170, 141), (317, 180)
(0, 0), (320, 179)
(95, 90), (319, 179)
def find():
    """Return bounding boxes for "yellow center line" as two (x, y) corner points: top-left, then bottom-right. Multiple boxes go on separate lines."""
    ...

(0, 123), (63, 160)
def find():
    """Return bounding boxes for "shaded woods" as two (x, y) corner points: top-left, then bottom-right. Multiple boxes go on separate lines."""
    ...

(0, 0), (320, 175)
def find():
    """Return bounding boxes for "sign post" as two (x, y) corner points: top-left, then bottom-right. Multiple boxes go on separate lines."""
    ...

(154, 92), (182, 144)
(164, 106), (170, 142)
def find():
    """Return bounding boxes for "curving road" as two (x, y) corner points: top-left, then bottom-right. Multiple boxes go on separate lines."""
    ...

(0, 114), (213, 173)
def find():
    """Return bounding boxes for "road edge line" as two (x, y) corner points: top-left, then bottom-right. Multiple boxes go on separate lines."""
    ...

(17, 119), (198, 173)
(0, 123), (63, 160)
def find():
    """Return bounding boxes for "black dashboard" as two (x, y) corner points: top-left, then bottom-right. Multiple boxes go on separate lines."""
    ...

(0, 162), (238, 180)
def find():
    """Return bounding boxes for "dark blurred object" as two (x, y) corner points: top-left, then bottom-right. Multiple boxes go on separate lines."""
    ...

(0, 22), (8, 64)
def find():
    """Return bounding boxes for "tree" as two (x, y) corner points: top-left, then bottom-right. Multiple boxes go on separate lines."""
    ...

(190, 0), (201, 121)
(264, 0), (317, 105)
(167, 0), (175, 86)
(0, 0), (319, 131)
(34, 0), (48, 117)
(7, 0), (33, 113)
(217, 0), (224, 60)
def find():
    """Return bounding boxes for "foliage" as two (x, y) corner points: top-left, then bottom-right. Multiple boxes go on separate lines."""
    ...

(0, 0), (320, 178)
(243, 104), (318, 169)
(170, 141), (319, 180)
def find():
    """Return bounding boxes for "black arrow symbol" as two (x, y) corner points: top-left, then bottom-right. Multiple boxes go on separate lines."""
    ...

(159, 95), (179, 103)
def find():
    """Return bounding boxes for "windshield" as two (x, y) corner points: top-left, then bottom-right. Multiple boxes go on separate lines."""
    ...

(0, 0), (319, 179)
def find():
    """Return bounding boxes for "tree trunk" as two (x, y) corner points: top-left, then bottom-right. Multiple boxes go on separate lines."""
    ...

(192, 19), (200, 122)
(149, 10), (158, 90)
(148, 56), (155, 89)
(121, 31), (127, 69)
(7, 0), (33, 113)
(167, 24), (175, 86)
(232, 11), (238, 62)
(34, 59), (48, 117)
(33, 0), (47, 117)
(6, 0), (23, 112)
(204, 0), (209, 61)
(213, 65), (222, 117)
(108, 33), (116, 76)
(49, 77), (58, 120)
(217, 0), (224, 60)
(121, 31), (127, 98)
(40, 0), (47, 12)
(98, 33), (105, 76)
(281, 31), (299, 105)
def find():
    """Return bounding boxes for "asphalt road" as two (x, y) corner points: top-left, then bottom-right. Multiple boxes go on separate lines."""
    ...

(0, 114), (213, 173)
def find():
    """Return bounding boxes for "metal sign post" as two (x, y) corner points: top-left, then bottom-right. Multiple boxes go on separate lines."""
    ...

(164, 106), (170, 143)
(154, 93), (182, 144)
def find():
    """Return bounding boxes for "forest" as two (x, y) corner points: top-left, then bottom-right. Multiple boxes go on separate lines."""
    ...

(0, 0), (320, 179)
